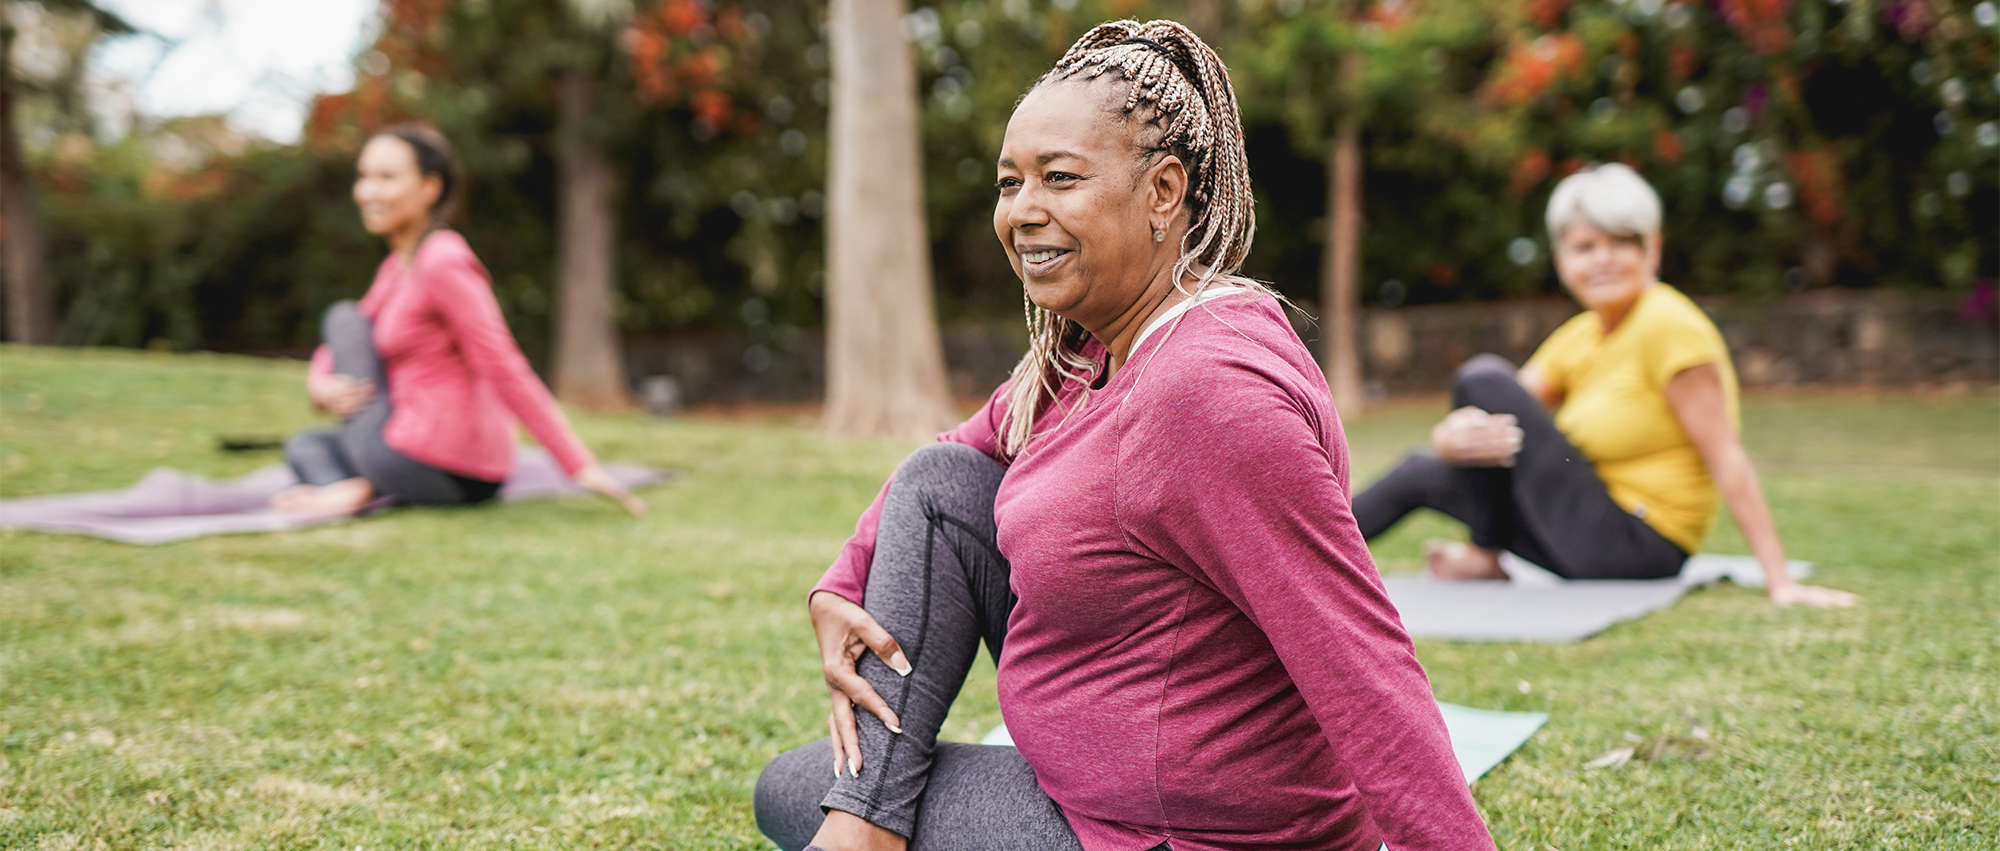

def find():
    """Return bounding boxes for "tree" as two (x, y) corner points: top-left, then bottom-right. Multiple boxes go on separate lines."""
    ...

(1322, 50), (1367, 416)
(551, 64), (632, 411)
(2, 0), (128, 344)
(821, 0), (956, 438)
(1244, 3), (1445, 415)
(1, 15), (55, 344)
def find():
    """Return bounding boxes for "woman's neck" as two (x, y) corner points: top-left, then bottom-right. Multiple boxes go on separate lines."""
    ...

(1593, 280), (1655, 333)
(387, 223), (431, 264)
(1097, 266), (1205, 377)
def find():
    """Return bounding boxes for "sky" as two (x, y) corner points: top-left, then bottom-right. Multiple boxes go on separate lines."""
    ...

(90, 0), (379, 144)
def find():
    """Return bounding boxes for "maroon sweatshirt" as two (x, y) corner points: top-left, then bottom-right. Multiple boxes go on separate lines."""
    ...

(817, 291), (1493, 851)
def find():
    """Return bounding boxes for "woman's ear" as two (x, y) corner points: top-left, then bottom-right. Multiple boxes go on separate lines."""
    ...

(1146, 154), (1189, 226)
(419, 174), (445, 216)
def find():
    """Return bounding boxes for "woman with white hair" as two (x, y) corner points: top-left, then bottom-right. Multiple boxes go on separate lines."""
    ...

(1352, 163), (1855, 607)
(755, 19), (1493, 851)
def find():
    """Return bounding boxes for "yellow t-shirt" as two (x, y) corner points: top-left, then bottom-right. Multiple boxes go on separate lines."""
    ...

(1524, 283), (1738, 553)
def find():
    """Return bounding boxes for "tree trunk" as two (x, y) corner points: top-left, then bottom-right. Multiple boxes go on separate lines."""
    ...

(1, 19), (57, 345)
(1320, 100), (1366, 416)
(822, 0), (956, 438)
(552, 68), (631, 411)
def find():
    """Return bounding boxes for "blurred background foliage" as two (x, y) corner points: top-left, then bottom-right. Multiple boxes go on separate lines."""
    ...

(9, 0), (1997, 356)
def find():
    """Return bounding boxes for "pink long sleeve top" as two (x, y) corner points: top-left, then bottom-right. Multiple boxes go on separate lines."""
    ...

(309, 230), (594, 483)
(815, 292), (1493, 851)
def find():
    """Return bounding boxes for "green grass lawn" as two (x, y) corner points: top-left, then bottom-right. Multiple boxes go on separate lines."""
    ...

(2, 345), (1995, 849)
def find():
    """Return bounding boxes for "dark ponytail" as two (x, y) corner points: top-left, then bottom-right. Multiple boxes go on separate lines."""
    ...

(375, 123), (462, 226)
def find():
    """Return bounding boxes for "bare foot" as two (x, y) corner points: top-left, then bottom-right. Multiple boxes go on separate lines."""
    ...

(809, 810), (907, 851)
(270, 478), (374, 516)
(1424, 540), (1509, 581)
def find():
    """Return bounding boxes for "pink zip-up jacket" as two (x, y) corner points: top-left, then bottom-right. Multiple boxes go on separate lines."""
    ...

(309, 231), (594, 483)
(816, 291), (1493, 851)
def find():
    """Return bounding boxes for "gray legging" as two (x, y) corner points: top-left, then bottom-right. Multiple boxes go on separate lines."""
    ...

(1350, 353), (1687, 579)
(754, 442), (1088, 851)
(283, 301), (499, 506)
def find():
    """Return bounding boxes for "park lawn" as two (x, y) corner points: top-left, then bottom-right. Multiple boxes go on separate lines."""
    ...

(1, 344), (1995, 850)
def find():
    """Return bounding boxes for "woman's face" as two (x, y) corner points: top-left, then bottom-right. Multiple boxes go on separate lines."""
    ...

(993, 83), (1182, 334)
(1551, 220), (1660, 315)
(353, 135), (440, 240)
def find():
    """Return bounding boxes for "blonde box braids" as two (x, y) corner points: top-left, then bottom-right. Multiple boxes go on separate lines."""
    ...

(998, 19), (1269, 457)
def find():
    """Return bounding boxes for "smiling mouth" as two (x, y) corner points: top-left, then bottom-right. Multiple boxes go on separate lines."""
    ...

(1018, 248), (1072, 274)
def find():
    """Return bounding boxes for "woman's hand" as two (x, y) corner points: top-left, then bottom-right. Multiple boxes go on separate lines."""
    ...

(1431, 406), (1524, 467)
(1768, 579), (1859, 608)
(573, 464), (647, 516)
(308, 373), (374, 419)
(810, 590), (910, 778)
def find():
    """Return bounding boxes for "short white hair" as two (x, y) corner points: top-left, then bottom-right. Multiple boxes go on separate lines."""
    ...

(1545, 163), (1662, 241)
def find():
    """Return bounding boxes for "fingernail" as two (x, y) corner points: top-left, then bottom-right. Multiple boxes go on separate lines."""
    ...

(847, 756), (860, 777)
(887, 722), (903, 735)
(888, 652), (912, 677)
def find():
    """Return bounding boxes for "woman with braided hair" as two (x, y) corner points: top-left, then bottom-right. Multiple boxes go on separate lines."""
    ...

(756, 21), (1493, 851)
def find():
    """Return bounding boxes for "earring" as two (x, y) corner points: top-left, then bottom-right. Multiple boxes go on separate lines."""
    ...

(1152, 229), (1166, 243)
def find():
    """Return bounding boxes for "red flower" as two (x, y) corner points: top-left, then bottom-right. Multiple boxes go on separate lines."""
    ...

(1483, 35), (1584, 106)
(1527, 0), (1571, 29)
(1653, 130), (1684, 163)
(1784, 147), (1845, 226)
(662, 0), (708, 35)
(1511, 149), (1552, 195)
(693, 88), (732, 126)
(1668, 45), (1700, 80)
(1719, 0), (1793, 55)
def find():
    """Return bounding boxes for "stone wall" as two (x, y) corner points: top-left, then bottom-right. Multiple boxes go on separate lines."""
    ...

(620, 321), (1026, 408)
(1350, 289), (1998, 395)
(619, 290), (1998, 407)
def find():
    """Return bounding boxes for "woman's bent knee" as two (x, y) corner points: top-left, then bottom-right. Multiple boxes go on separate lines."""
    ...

(1453, 353), (1522, 409)
(321, 300), (363, 331)
(1454, 353), (1516, 386)
(894, 441), (1003, 491)
(755, 741), (837, 851)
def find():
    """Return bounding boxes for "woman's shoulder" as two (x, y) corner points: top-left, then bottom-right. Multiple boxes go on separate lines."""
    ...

(410, 230), (487, 278)
(1634, 283), (1725, 342)
(1123, 289), (1322, 409)
(1112, 291), (1339, 478)
(1146, 288), (1298, 363)
(1533, 310), (1601, 361)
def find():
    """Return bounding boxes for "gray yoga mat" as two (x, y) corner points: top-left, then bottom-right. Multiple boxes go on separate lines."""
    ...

(975, 700), (1547, 784)
(0, 447), (672, 545)
(1382, 553), (1813, 643)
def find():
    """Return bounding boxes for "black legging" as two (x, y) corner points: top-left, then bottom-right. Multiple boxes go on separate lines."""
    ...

(283, 301), (501, 506)
(1351, 354), (1687, 580)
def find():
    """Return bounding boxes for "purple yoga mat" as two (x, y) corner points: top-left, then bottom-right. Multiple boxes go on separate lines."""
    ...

(0, 447), (672, 545)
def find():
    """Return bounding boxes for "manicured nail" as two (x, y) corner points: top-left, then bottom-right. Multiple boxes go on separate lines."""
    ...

(888, 652), (912, 677)
(886, 722), (903, 735)
(835, 763), (843, 778)
(847, 756), (860, 777)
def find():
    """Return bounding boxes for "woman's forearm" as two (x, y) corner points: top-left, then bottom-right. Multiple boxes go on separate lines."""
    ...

(1711, 442), (1790, 588)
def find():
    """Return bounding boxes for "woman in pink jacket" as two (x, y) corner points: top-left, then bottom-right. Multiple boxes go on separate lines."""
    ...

(273, 125), (642, 516)
(755, 21), (1491, 851)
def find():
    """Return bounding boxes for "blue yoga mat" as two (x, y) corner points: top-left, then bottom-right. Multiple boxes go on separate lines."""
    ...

(976, 700), (1546, 784)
